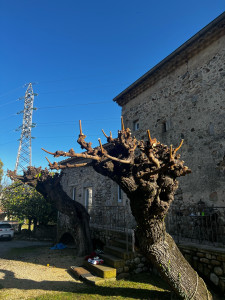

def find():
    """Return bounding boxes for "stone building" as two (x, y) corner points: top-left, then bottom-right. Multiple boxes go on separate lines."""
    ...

(57, 14), (225, 291)
(114, 12), (225, 208)
(59, 12), (225, 246)
(59, 156), (135, 246)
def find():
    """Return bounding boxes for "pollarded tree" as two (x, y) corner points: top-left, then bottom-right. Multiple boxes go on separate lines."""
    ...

(44, 120), (212, 300)
(9, 119), (212, 299)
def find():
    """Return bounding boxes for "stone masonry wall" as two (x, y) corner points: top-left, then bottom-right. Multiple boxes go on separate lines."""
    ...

(122, 35), (225, 207)
(179, 244), (225, 294)
(59, 164), (135, 242)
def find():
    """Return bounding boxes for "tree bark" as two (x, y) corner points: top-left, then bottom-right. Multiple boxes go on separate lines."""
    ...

(8, 168), (92, 255)
(135, 218), (211, 299)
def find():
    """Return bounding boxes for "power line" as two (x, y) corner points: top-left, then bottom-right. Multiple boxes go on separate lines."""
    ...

(0, 85), (24, 99)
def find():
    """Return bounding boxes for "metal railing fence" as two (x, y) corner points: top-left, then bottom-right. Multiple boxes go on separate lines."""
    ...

(166, 205), (225, 247)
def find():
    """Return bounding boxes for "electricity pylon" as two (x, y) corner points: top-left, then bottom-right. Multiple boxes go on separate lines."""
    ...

(15, 83), (37, 175)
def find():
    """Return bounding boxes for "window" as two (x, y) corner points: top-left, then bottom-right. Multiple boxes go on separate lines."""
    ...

(163, 120), (172, 132)
(118, 185), (122, 203)
(84, 187), (92, 208)
(72, 187), (76, 201)
(133, 120), (139, 131)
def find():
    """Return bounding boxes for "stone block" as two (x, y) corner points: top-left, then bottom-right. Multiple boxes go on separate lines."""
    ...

(134, 257), (140, 264)
(214, 266), (223, 276)
(200, 258), (209, 264)
(208, 264), (213, 270)
(210, 273), (219, 286)
(134, 267), (142, 274)
(217, 255), (225, 262)
(138, 263), (145, 268)
(197, 252), (204, 258)
(205, 253), (212, 259)
(211, 260), (221, 266)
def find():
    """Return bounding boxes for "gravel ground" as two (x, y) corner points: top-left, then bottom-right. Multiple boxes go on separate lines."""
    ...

(0, 242), (84, 300)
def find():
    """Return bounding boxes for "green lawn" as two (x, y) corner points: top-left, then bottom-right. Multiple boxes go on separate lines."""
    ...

(31, 273), (171, 300)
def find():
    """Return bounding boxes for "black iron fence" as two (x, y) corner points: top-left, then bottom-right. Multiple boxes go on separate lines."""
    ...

(86, 204), (225, 248)
(166, 205), (225, 247)
(87, 205), (127, 231)
(87, 205), (135, 251)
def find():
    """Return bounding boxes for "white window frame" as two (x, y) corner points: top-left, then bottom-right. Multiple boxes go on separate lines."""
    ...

(133, 120), (139, 131)
(72, 187), (76, 201)
(118, 185), (122, 203)
(84, 187), (92, 208)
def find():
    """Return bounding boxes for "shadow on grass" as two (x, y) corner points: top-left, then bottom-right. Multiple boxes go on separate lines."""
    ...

(2, 246), (80, 269)
(0, 268), (171, 299)
(127, 272), (170, 291)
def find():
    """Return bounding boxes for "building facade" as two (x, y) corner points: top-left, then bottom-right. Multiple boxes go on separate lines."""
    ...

(59, 13), (225, 247)
(114, 12), (225, 208)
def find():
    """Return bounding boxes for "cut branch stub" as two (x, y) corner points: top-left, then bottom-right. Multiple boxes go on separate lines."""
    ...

(102, 129), (114, 143)
(121, 116), (125, 131)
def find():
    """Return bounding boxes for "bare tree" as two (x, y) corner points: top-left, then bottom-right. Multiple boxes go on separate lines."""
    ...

(41, 119), (211, 300)
(9, 119), (212, 299)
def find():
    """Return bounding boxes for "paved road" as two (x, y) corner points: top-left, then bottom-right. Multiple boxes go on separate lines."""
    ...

(0, 239), (52, 257)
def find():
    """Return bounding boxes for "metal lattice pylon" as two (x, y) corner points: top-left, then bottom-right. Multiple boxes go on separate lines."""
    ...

(15, 83), (37, 175)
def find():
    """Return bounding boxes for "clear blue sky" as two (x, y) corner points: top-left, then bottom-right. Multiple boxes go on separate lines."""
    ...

(0, 0), (224, 180)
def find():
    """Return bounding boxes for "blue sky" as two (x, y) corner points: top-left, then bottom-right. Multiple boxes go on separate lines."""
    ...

(0, 0), (224, 179)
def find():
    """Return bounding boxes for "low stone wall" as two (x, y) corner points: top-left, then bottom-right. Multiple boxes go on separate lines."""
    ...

(178, 243), (225, 294)
(117, 253), (150, 279)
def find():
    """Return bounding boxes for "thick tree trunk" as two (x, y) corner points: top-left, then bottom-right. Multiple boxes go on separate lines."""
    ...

(35, 180), (93, 255)
(136, 220), (211, 300)
(8, 168), (93, 255)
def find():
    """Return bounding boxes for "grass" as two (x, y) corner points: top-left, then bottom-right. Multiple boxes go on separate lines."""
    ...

(30, 273), (171, 300)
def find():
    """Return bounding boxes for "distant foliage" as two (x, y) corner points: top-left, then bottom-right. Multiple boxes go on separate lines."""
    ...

(1, 182), (57, 225)
(0, 159), (3, 190)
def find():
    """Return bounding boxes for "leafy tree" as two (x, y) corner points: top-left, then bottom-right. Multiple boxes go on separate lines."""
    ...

(8, 120), (212, 299)
(1, 182), (57, 229)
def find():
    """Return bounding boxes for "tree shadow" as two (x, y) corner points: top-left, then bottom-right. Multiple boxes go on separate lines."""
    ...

(127, 272), (170, 291)
(2, 246), (82, 269)
(0, 268), (171, 299)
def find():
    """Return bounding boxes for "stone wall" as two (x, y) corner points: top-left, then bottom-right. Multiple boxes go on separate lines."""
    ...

(179, 243), (225, 294)
(121, 34), (225, 207)
(58, 164), (135, 243)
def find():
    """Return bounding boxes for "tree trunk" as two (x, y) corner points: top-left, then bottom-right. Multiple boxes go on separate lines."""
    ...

(8, 168), (93, 255)
(136, 219), (211, 300)
(33, 180), (92, 255)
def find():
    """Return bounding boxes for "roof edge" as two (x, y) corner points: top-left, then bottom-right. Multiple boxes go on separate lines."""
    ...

(113, 11), (225, 106)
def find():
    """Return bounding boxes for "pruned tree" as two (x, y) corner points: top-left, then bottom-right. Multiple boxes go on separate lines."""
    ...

(43, 119), (211, 300)
(9, 119), (212, 299)
(8, 168), (92, 256)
